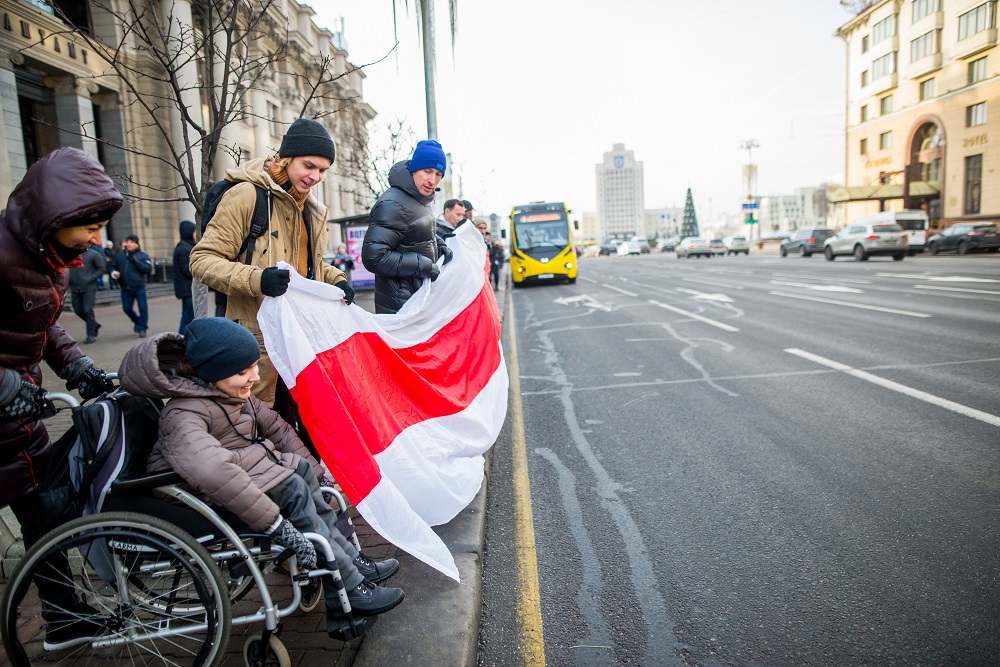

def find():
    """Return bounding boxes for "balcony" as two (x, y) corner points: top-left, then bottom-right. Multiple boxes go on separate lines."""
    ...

(956, 28), (998, 60)
(869, 72), (898, 94)
(907, 52), (942, 79)
(911, 11), (944, 33)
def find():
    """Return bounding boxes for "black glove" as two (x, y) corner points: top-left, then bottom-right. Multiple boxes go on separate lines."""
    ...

(70, 365), (114, 400)
(429, 262), (440, 282)
(270, 518), (317, 570)
(260, 267), (291, 297)
(438, 243), (454, 265)
(0, 380), (49, 421)
(335, 280), (355, 305)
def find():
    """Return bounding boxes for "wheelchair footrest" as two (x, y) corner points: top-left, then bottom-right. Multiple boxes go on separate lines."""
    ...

(327, 612), (375, 641)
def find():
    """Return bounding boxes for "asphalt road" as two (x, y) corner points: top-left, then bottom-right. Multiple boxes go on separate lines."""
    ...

(480, 251), (1000, 667)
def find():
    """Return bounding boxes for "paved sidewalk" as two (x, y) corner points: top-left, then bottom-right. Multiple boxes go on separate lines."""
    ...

(1, 269), (507, 666)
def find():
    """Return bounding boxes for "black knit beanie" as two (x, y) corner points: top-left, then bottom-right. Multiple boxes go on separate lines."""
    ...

(279, 118), (336, 163)
(185, 318), (261, 383)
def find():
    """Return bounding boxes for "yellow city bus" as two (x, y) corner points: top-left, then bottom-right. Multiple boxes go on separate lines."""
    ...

(508, 202), (578, 287)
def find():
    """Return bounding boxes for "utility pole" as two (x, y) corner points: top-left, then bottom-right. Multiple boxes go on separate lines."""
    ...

(740, 139), (759, 239)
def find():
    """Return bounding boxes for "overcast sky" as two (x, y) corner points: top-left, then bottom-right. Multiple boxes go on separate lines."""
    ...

(315, 1), (855, 226)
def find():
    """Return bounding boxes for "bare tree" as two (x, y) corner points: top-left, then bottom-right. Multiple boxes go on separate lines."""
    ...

(34, 0), (369, 219)
(339, 116), (416, 210)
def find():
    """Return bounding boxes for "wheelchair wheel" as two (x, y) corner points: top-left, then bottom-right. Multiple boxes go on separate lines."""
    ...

(243, 634), (291, 667)
(1, 511), (232, 666)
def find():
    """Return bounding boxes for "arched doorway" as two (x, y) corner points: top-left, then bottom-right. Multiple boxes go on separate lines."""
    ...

(905, 120), (943, 223)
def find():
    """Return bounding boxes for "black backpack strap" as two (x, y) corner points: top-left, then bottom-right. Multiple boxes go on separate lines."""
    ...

(239, 185), (273, 265)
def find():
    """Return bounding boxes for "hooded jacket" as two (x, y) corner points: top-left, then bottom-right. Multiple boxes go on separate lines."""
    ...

(362, 161), (440, 314)
(189, 157), (345, 405)
(118, 333), (323, 532)
(173, 220), (196, 299)
(68, 246), (107, 293)
(0, 147), (123, 507)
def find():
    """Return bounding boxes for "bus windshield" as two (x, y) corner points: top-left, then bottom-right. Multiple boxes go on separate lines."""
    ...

(513, 210), (569, 252)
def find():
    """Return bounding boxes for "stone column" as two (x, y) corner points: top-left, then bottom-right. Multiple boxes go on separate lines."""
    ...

(92, 91), (133, 243)
(252, 87), (272, 158)
(161, 0), (199, 222)
(43, 75), (98, 159)
(0, 50), (28, 197)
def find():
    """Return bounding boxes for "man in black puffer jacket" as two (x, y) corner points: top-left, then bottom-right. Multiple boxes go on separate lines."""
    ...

(362, 140), (453, 314)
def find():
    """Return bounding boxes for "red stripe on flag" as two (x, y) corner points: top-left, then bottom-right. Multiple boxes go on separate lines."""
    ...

(291, 281), (502, 504)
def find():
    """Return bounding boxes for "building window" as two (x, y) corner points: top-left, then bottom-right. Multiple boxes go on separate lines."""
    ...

(862, 35), (870, 53)
(912, 0), (940, 23)
(880, 95), (893, 115)
(965, 154), (982, 214)
(861, 69), (870, 87)
(919, 78), (935, 100)
(268, 102), (280, 138)
(861, 104), (869, 122)
(966, 102), (987, 126)
(958, 2), (996, 41)
(880, 131), (893, 150)
(860, 138), (868, 155)
(872, 14), (897, 44)
(969, 57), (987, 83)
(910, 30), (939, 61)
(873, 52), (896, 80)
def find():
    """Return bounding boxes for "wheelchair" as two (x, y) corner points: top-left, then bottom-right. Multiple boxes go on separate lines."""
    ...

(1, 383), (371, 666)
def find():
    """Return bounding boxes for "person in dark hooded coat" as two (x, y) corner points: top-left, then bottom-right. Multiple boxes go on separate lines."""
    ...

(173, 219), (196, 334)
(362, 140), (454, 314)
(0, 146), (121, 650)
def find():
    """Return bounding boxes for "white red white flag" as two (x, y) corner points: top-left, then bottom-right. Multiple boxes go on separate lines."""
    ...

(258, 223), (507, 581)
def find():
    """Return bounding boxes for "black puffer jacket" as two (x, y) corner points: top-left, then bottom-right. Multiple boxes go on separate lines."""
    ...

(362, 161), (439, 314)
(0, 147), (123, 507)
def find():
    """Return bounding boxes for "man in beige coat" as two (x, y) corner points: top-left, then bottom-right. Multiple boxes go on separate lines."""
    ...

(191, 119), (353, 427)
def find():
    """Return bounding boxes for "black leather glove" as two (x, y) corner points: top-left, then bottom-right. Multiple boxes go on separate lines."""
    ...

(439, 243), (454, 265)
(429, 263), (440, 282)
(270, 518), (317, 570)
(260, 267), (291, 297)
(0, 380), (49, 421)
(335, 280), (355, 305)
(71, 365), (114, 400)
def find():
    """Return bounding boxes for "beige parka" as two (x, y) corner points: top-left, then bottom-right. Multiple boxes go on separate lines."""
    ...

(189, 157), (345, 405)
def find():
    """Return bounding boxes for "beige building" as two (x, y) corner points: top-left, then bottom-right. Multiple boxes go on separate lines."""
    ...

(0, 0), (374, 261)
(834, 0), (998, 229)
(596, 143), (645, 240)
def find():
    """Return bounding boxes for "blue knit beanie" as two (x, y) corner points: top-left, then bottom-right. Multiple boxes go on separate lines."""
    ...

(408, 140), (447, 174)
(185, 318), (261, 383)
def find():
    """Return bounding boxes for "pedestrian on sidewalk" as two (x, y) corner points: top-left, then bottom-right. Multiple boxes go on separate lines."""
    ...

(435, 198), (466, 239)
(0, 146), (119, 650)
(68, 244), (107, 343)
(111, 234), (153, 337)
(91, 242), (106, 290)
(331, 243), (355, 284)
(118, 318), (404, 623)
(103, 240), (118, 289)
(462, 199), (475, 225)
(173, 220), (196, 335)
(488, 236), (504, 290)
(190, 117), (353, 449)
(362, 139), (454, 315)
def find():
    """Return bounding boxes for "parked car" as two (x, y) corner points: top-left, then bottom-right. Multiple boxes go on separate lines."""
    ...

(657, 239), (676, 252)
(600, 244), (617, 256)
(675, 237), (712, 258)
(722, 235), (750, 255)
(781, 227), (835, 257)
(617, 241), (643, 256)
(824, 222), (908, 261)
(927, 223), (1000, 255)
(639, 241), (651, 254)
(852, 210), (928, 255)
(708, 239), (726, 256)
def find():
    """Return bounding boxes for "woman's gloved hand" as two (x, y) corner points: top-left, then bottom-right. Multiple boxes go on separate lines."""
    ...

(0, 380), (49, 421)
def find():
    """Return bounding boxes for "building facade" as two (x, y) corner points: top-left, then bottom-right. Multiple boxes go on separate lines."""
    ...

(0, 0), (374, 260)
(596, 143), (645, 240)
(835, 0), (998, 229)
(758, 187), (829, 234)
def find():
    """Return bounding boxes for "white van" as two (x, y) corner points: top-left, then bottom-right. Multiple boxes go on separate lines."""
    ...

(851, 210), (929, 255)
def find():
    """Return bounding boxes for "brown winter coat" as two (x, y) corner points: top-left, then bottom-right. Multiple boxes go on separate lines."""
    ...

(0, 147), (123, 507)
(118, 333), (324, 532)
(189, 157), (345, 406)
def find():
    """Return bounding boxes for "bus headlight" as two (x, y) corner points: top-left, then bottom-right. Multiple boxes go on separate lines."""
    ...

(517, 266), (526, 274)
(564, 262), (574, 269)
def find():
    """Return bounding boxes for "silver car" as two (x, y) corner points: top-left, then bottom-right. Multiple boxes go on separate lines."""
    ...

(676, 237), (713, 258)
(824, 223), (908, 261)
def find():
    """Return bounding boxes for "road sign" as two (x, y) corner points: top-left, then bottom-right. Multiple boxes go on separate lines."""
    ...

(742, 202), (759, 210)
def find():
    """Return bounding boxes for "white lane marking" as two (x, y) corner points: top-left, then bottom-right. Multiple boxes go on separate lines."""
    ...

(578, 276), (598, 284)
(676, 288), (734, 303)
(876, 274), (1000, 283)
(604, 284), (638, 297)
(554, 295), (613, 311)
(770, 280), (863, 293)
(647, 300), (740, 332)
(785, 348), (1000, 428)
(773, 272), (870, 284)
(681, 277), (745, 290)
(914, 285), (1000, 296)
(769, 291), (932, 318)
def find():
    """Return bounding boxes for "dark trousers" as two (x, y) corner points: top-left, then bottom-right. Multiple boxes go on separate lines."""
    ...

(178, 297), (194, 335)
(70, 290), (99, 338)
(120, 288), (148, 332)
(490, 263), (501, 289)
(9, 492), (80, 620)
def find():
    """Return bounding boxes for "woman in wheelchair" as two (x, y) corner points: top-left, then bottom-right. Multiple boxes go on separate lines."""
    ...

(117, 317), (404, 622)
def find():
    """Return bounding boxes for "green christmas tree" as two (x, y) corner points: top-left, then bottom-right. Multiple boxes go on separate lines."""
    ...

(680, 188), (699, 238)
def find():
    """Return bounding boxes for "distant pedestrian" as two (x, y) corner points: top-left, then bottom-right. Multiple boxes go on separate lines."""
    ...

(476, 221), (488, 239)
(435, 199), (466, 239)
(331, 243), (354, 284)
(462, 200), (475, 225)
(173, 220), (196, 335)
(68, 245), (107, 343)
(104, 240), (118, 289)
(91, 243), (106, 290)
(489, 239), (504, 290)
(363, 139), (453, 314)
(111, 234), (153, 337)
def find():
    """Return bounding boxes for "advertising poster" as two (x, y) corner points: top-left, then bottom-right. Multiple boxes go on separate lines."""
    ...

(346, 223), (375, 289)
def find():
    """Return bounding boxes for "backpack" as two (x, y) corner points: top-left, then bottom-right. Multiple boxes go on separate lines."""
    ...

(200, 180), (273, 265)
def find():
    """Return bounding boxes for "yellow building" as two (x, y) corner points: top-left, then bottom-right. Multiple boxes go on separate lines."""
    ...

(0, 0), (374, 260)
(835, 0), (998, 229)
